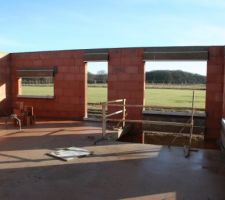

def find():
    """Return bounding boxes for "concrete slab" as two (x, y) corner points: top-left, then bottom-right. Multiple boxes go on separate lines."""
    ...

(0, 121), (225, 200)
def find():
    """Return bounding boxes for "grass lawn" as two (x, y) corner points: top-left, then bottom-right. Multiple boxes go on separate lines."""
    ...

(88, 87), (205, 109)
(22, 86), (54, 96)
(145, 88), (205, 109)
(88, 87), (107, 103)
(21, 85), (206, 109)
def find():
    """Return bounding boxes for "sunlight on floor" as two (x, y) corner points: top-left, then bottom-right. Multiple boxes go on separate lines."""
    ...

(122, 192), (176, 200)
(0, 144), (162, 170)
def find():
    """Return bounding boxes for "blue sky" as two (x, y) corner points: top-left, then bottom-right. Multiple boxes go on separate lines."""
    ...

(1, 0), (224, 75)
(87, 61), (207, 75)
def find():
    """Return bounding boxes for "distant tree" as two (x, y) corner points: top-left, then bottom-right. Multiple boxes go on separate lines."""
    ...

(97, 70), (106, 75)
(88, 70), (108, 84)
(145, 70), (206, 84)
(88, 72), (96, 83)
(96, 70), (107, 83)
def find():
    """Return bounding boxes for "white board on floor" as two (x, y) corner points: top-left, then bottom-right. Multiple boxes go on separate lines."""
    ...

(47, 147), (92, 161)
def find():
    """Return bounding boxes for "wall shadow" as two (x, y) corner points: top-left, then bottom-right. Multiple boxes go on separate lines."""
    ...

(0, 151), (225, 200)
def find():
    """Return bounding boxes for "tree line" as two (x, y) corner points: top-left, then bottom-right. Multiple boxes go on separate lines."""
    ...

(21, 70), (206, 85)
(88, 70), (206, 84)
(145, 70), (206, 84)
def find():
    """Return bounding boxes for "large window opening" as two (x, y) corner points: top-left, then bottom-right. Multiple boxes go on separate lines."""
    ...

(19, 77), (54, 98)
(144, 61), (207, 147)
(86, 61), (108, 119)
(145, 61), (207, 110)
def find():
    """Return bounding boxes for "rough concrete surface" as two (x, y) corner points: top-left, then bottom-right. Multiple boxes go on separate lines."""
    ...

(0, 121), (225, 200)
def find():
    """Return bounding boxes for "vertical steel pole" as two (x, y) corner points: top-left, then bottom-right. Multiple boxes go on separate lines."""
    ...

(189, 90), (195, 146)
(102, 103), (106, 137)
(122, 99), (126, 128)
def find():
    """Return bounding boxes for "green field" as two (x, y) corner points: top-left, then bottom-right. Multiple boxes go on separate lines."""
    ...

(21, 86), (54, 96)
(88, 83), (206, 90)
(88, 87), (205, 109)
(21, 85), (206, 109)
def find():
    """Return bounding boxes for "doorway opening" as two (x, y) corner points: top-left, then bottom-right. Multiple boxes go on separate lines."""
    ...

(86, 61), (108, 119)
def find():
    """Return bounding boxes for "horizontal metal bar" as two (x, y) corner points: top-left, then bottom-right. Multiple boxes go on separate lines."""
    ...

(106, 99), (124, 104)
(143, 130), (204, 135)
(107, 104), (147, 108)
(107, 118), (192, 127)
(106, 110), (123, 118)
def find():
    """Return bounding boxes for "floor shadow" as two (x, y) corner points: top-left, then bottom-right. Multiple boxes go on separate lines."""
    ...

(0, 121), (106, 151)
(0, 133), (103, 151)
(0, 153), (225, 200)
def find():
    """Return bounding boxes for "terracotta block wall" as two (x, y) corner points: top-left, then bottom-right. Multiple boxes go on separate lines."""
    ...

(10, 50), (86, 119)
(2, 45), (225, 144)
(206, 47), (225, 140)
(223, 47), (225, 116)
(108, 48), (145, 119)
(108, 48), (145, 142)
(0, 53), (11, 116)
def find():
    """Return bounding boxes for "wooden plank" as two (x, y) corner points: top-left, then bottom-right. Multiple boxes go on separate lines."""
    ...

(106, 99), (124, 104)
(106, 110), (123, 118)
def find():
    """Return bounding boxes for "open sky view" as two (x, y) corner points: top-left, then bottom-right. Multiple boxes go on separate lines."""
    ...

(1, 0), (224, 75)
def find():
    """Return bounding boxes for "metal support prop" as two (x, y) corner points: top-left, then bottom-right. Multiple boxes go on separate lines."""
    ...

(122, 99), (126, 128)
(184, 90), (198, 158)
(168, 90), (198, 158)
(102, 103), (106, 137)
(94, 103), (107, 144)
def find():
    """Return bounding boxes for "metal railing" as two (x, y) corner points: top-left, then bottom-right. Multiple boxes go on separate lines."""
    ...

(96, 93), (196, 158)
(101, 99), (126, 137)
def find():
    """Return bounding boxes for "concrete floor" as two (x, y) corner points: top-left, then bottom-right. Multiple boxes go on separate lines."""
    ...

(0, 120), (225, 200)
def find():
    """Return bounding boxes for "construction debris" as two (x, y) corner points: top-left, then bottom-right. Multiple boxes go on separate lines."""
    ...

(47, 147), (93, 161)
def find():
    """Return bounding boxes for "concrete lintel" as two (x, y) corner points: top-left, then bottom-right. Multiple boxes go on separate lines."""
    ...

(84, 48), (108, 54)
(84, 53), (109, 62)
(144, 46), (210, 52)
(144, 51), (208, 61)
(16, 66), (57, 77)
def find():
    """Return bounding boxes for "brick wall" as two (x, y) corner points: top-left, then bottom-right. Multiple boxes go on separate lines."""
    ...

(108, 48), (145, 119)
(108, 48), (145, 142)
(4, 46), (225, 144)
(0, 52), (11, 116)
(223, 47), (225, 117)
(10, 50), (86, 120)
(206, 47), (224, 140)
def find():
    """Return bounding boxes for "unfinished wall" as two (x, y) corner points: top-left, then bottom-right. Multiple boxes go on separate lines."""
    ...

(108, 48), (145, 119)
(0, 52), (11, 115)
(10, 50), (86, 119)
(108, 48), (145, 142)
(206, 47), (225, 140)
(6, 46), (225, 144)
(223, 47), (225, 117)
